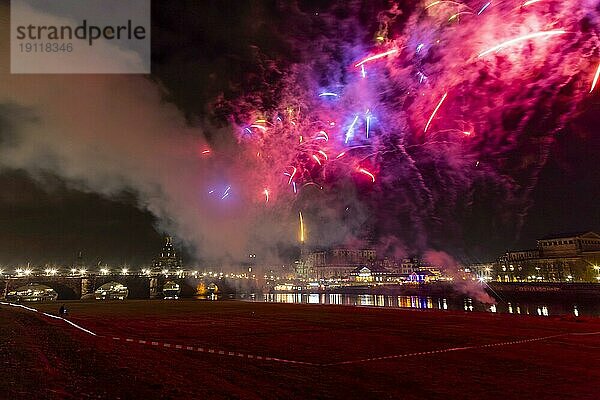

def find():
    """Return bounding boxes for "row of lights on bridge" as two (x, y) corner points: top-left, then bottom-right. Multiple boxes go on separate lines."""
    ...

(0, 268), (259, 279)
(0, 268), (174, 277)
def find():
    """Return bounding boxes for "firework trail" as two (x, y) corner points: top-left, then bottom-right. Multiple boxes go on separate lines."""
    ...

(209, 0), (599, 258)
(299, 210), (305, 243)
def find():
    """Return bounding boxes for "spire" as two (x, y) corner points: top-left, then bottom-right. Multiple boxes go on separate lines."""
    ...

(153, 236), (182, 269)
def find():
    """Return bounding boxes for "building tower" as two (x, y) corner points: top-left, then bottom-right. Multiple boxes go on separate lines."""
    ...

(75, 251), (86, 269)
(152, 236), (182, 270)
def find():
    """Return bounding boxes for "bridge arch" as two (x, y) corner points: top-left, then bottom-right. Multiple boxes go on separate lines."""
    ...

(94, 281), (128, 300)
(92, 276), (150, 299)
(6, 283), (59, 302)
(37, 281), (79, 300)
(5, 279), (80, 300)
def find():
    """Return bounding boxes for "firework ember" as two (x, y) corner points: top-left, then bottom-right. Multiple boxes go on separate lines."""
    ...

(354, 49), (399, 68)
(477, 30), (569, 58)
(424, 92), (448, 133)
(590, 63), (600, 93)
(358, 168), (376, 183)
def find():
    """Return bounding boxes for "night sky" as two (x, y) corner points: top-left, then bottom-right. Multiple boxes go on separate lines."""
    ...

(0, 0), (598, 266)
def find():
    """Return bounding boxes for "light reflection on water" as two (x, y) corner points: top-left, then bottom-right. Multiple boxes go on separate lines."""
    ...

(255, 293), (600, 317)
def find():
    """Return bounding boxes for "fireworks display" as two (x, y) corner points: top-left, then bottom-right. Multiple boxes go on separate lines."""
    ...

(200, 0), (600, 257)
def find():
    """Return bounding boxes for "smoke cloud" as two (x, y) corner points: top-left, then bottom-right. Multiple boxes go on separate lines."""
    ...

(0, 4), (268, 263)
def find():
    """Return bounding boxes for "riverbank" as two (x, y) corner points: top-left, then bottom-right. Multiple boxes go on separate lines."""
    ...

(2, 300), (599, 399)
(270, 281), (600, 297)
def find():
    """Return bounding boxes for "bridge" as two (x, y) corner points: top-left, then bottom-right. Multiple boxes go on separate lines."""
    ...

(0, 274), (240, 300)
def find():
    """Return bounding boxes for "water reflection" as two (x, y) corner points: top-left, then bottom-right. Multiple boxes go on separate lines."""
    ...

(329, 293), (342, 305)
(463, 298), (474, 312)
(257, 293), (600, 316)
(194, 293), (219, 301)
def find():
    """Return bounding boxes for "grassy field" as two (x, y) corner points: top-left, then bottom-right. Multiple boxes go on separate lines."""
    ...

(2, 300), (600, 399)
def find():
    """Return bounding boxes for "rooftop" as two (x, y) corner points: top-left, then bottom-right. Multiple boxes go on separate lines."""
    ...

(539, 231), (599, 241)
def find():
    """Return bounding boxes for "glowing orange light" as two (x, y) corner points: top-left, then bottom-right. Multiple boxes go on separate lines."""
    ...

(299, 211), (305, 243)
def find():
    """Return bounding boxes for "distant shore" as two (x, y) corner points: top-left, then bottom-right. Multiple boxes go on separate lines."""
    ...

(270, 281), (600, 298)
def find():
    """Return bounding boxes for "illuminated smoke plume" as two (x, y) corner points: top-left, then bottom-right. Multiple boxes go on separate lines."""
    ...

(0, 1), (598, 266)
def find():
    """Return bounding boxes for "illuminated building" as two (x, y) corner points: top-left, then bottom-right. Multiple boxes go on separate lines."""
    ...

(349, 265), (393, 283)
(466, 263), (494, 281)
(152, 236), (182, 270)
(406, 270), (439, 283)
(305, 248), (377, 279)
(398, 257), (421, 274)
(494, 231), (600, 282)
(298, 250), (447, 281)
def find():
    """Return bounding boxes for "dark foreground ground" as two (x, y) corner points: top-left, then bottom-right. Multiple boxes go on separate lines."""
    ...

(1, 300), (600, 400)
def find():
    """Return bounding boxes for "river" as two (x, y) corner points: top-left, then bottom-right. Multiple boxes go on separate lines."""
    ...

(238, 292), (600, 317)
